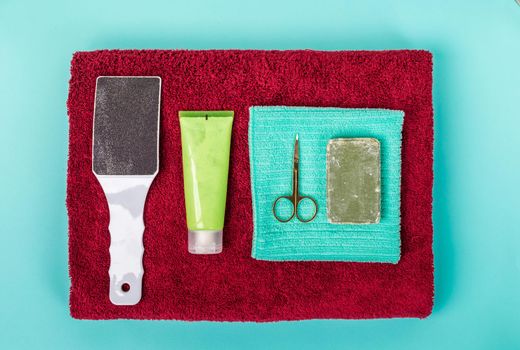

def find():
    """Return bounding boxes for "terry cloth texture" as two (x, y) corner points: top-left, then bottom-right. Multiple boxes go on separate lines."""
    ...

(67, 50), (434, 320)
(249, 107), (404, 262)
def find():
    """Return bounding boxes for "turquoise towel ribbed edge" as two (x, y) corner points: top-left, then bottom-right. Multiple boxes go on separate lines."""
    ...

(249, 106), (404, 263)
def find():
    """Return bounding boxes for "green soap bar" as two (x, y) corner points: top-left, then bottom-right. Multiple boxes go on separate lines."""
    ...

(326, 138), (381, 224)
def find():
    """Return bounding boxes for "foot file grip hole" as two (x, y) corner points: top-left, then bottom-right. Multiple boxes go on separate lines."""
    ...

(121, 283), (131, 293)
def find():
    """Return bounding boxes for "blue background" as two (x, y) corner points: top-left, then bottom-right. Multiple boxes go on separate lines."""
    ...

(1, 0), (519, 349)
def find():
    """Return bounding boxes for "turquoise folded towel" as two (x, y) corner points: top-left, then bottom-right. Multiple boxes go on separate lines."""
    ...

(249, 107), (404, 263)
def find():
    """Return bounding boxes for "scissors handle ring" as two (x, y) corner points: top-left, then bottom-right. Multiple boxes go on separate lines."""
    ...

(295, 196), (318, 223)
(272, 196), (296, 223)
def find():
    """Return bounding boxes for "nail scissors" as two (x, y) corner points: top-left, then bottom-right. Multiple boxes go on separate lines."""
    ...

(273, 134), (318, 223)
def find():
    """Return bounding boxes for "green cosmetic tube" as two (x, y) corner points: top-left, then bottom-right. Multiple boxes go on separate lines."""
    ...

(179, 111), (234, 254)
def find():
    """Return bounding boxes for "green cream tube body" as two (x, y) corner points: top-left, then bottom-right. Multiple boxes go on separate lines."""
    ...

(179, 111), (234, 254)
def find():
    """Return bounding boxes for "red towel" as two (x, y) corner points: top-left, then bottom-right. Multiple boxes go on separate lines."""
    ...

(67, 50), (433, 320)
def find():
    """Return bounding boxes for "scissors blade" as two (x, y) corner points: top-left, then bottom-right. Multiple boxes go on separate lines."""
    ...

(294, 134), (299, 164)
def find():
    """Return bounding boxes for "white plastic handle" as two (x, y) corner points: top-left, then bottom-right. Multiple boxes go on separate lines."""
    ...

(96, 175), (155, 305)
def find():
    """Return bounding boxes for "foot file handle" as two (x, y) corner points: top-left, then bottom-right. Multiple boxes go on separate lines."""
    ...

(96, 175), (155, 305)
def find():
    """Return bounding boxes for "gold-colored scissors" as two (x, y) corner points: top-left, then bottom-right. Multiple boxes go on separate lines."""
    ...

(273, 134), (318, 223)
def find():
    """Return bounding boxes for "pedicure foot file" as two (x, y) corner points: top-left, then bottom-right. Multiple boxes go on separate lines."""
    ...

(92, 76), (161, 305)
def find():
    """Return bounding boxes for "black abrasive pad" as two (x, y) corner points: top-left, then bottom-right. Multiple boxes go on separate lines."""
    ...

(92, 76), (161, 175)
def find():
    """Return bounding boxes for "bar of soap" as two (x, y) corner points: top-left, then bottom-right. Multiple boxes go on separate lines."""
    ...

(326, 138), (381, 224)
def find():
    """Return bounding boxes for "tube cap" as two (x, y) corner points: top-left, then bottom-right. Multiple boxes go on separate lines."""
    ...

(188, 230), (223, 254)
